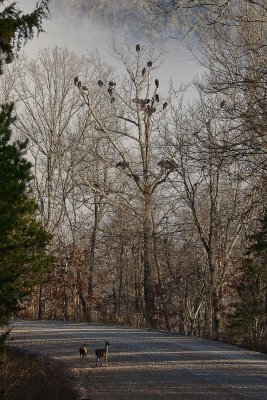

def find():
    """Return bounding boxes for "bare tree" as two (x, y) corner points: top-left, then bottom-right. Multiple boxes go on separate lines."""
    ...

(10, 48), (93, 231)
(75, 43), (176, 327)
(8, 48), (100, 318)
(159, 88), (264, 338)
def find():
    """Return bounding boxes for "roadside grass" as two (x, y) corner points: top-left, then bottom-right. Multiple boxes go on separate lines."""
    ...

(0, 348), (79, 400)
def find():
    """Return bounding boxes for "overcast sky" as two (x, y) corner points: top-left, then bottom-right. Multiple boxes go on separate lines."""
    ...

(19, 0), (203, 98)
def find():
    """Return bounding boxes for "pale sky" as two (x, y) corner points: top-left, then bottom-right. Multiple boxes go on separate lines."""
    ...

(18, 0), (203, 97)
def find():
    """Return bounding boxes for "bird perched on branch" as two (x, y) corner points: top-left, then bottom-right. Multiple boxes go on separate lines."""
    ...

(116, 161), (129, 169)
(136, 44), (140, 52)
(142, 67), (146, 76)
(155, 79), (159, 88)
(158, 159), (177, 171)
(147, 61), (152, 68)
(98, 80), (103, 87)
(74, 76), (78, 85)
(163, 101), (168, 110)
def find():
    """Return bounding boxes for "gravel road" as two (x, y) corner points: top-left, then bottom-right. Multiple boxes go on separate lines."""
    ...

(9, 320), (267, 400)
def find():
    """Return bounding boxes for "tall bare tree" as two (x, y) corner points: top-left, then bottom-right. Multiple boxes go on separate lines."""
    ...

(75, 43), (176, 326)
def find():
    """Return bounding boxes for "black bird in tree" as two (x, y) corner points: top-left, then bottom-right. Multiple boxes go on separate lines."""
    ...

(158, 159), (177, 171)
(147, 61), (152, 68)
(116, 161), (129, 169)
(136, 44), (140, 52)
(111, 97), (115, 103)
(163, 101), (168, 110)
(108, 88), (113, 96)
(78, 81), (81, 88)
(142, 67), (146, 76)
(109, 81), (116, 88)
(82, 85), (88, 91)
(98, 80), (103, 87)
(155, 79), (159, 88)
(155, 94), (159, 102)
(74, 76), (78, 85)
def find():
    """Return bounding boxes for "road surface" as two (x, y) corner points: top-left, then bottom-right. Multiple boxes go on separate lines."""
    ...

(9, 320), (267, 400)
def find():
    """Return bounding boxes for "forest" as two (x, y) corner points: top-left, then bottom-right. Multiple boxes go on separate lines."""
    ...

(0, 0), (266, 353)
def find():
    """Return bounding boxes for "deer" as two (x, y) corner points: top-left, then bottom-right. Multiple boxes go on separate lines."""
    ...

(79, 343), (88, 364)
(95, 340), (110, 367)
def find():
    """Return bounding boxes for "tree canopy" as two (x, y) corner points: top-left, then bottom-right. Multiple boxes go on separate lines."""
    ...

(0, 0), (49, 73)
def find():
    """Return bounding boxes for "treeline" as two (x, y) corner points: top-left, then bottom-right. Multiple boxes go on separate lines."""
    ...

(0, 0), (266, 354)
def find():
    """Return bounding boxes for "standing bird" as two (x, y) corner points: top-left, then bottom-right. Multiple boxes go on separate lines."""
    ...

(155, 94), (159, 102)
(98, 80), (103, 87)
(163, 101), (168, 110)
(142, 67), (146, 76)
(74, 76), (79, 85)
(136, 44), (140, 52)
(78, 81), (81, 88)
(147, 61), (152, 68)
(108, 87), (113, 96)
(155, 79), (159, 88)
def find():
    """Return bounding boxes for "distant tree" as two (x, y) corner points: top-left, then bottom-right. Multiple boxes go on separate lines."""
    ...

(53, 0), (176, 38)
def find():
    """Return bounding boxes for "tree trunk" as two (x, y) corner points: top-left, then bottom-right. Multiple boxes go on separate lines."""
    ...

(38, 284), (45, 320)
(143, 193), (156, 327)
(87, 200), (99, 321)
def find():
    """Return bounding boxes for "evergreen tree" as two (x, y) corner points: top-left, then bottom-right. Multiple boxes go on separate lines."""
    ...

(0, 103), (52, 326)
(229, 213), (267, 351)
(0, 1), (51, 331)
(0, 0), (49, 73)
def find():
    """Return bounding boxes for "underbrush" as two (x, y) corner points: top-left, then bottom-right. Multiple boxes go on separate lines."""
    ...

(0, 348), (78, 400)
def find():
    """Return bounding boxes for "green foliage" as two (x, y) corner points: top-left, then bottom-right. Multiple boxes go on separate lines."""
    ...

(0, 0), (51, 329)
(249, 212), (267, 256)
(228, 213), (267, 351)
(0, 0), (50, 74)
(0, 103), (52, 326)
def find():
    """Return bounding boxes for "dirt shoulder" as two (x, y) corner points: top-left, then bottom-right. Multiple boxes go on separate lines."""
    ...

(0, 347), (79, 400)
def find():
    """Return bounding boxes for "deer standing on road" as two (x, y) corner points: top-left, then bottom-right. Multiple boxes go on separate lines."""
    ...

(79, 343), (88, 364)
(95, 340), (110, 367)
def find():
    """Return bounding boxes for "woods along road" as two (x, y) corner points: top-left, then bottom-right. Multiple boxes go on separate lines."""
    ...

(10, 320), (267, 400)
